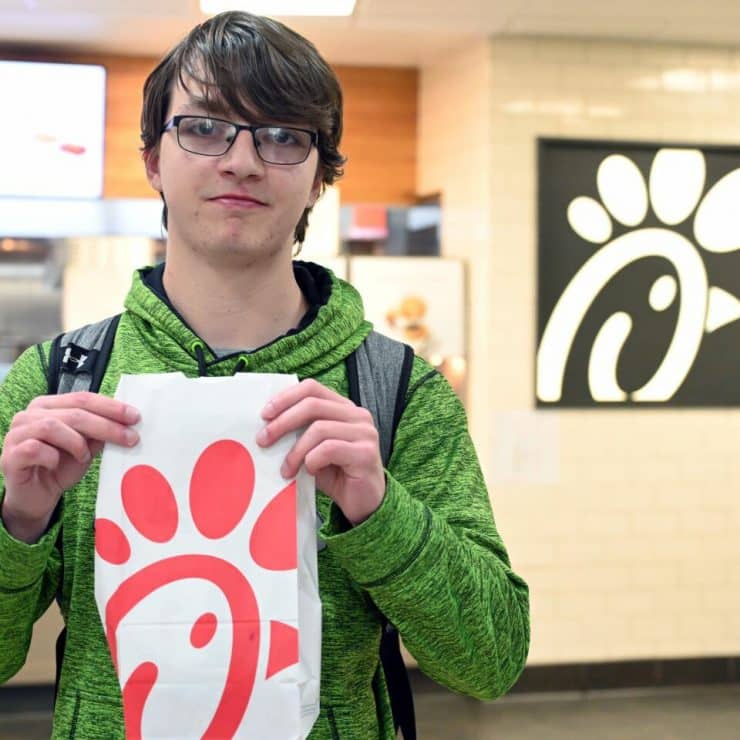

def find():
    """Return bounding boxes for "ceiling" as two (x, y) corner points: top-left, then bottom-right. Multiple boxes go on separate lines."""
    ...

(1, 0), (740, 67)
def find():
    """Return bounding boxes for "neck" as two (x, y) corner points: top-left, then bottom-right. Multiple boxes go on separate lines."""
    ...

(162, 247), (308, 351)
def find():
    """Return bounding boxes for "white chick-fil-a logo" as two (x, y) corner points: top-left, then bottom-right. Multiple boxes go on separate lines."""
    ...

(95, 439), (298, 739)
(537, 148), (740, 404)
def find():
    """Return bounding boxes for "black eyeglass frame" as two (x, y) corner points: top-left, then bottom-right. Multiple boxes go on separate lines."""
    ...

(160, 115), (319, 164)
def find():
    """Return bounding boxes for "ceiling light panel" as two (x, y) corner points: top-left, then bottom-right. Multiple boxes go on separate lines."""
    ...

(200, 0), (356, 16)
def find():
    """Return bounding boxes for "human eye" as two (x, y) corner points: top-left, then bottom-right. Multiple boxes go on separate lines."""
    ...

(264, 127), (301, 146)
(182, 117), (223, 138)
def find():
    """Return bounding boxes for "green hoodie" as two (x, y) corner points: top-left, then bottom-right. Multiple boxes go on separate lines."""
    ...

(0, 263), (529, 739)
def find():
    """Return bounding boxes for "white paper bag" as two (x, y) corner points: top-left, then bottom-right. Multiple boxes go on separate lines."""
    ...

(94, 373), (321, 740)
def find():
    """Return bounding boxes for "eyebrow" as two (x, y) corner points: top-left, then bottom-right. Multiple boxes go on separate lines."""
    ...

(176, 97), (307, 130)
(178, 96), (232, 117)
(180, 100), (218, 113)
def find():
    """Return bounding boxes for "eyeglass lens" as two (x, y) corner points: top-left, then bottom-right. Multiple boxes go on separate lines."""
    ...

(176, 117), (312, 164)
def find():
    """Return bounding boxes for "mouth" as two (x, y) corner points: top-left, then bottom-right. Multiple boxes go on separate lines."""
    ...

(209, 193), (268, 208)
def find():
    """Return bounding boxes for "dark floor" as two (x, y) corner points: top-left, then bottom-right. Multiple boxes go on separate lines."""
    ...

(1, 686), (739, 738)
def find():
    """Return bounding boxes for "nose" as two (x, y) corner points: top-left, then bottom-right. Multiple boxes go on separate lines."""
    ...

(217, 129), (265, 178)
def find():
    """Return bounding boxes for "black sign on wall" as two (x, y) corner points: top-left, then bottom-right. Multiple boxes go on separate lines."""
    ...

(537, 138), (740, 407)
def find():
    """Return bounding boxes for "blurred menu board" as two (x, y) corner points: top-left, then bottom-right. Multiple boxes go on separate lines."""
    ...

(0, 61), (106, 199)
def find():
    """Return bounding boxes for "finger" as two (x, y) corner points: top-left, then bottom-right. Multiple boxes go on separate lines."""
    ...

(302, 439), (378, 478)
(18, 408), (139, 449)
(27, 392), (140, 425)
(257, 397), (371, 447)
(281, 421), (378, 478)
(261, 379), (353, 421)
(52, 408), (139, 448)
(6, 418), (95, 465)
(2, 438), (62, 476)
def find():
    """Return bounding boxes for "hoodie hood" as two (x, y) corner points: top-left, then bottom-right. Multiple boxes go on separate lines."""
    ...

(123, 261), (372, 378)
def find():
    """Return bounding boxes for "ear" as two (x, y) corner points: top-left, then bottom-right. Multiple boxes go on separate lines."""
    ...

(307, 166), (323, 208)
(143, 147), (163, 193)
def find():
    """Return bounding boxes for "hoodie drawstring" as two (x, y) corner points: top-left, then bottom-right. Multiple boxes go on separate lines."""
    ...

(191, 341), (249, 376)
(191, 341), (249, 377)
(192, 341), (207, 377)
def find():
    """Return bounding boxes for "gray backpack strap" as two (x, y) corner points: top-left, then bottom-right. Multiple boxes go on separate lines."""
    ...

(47, 314), (121, 395)
(346, 330), (415, 467)
(46, 313), (121, 708)
(345, 333), (417, 739)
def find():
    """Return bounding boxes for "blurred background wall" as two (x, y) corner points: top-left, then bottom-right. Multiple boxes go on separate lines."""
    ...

(419, 36), (740, 665)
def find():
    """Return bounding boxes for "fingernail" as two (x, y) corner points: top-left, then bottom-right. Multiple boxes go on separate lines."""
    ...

(125, 405), (141, 423)
(256, 428), (269, 445)
(125, 429), (139, 446)
(280, 462), (290, 478)
(261, 402), (275, 420)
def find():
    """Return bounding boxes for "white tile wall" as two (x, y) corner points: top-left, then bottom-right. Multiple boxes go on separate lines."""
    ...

(420, 37), (740, 665)
(418, 40), (494, 455)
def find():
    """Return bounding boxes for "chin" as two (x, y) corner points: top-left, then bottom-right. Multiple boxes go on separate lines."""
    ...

(207, 240), (286, 267)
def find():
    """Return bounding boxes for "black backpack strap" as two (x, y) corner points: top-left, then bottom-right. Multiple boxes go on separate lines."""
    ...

(380, 625), (416, 740)
(44, 314), (121, 706)
(46, 332), (65, 396)
(47, 314), (122, 395)
(346, 330), (416, 740)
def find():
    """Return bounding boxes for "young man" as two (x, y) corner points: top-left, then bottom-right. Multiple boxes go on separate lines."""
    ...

(0, 11), (529, 739)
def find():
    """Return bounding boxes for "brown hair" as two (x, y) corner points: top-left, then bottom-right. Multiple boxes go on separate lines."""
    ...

(140, 10), (346, 246)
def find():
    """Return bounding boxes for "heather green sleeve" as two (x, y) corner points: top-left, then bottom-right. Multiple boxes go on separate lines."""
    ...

(0, 344), (63, 683)
(321, 362), (530, 700)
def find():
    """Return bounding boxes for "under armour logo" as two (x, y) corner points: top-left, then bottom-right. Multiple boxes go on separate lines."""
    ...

(60, 344), (97, 375)
(63, 347), (88, 369)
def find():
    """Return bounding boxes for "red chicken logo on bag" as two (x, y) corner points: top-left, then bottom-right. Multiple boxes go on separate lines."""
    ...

(95, 440), (299, 739)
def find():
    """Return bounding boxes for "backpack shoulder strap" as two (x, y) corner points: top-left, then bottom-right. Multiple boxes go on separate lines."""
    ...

(346, 330), (414, 467)
(346, 330), (417, 740)
(47, 314), (122, 395)
(45, 313), (120, 707)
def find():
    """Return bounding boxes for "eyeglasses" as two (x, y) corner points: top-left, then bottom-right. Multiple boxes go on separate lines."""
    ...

(161, 115), (318, 165)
